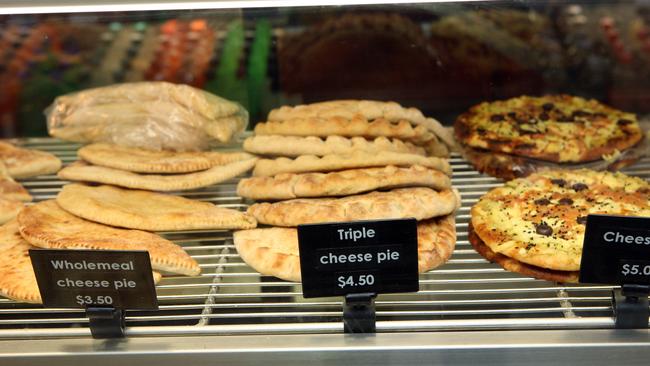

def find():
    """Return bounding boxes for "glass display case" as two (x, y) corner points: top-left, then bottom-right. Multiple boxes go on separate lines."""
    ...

(0, 1), (649, 365)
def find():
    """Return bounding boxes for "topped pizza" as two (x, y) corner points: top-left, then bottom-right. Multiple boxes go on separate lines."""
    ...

(455, 95), (643, 163)
(471, 169), (650, 276)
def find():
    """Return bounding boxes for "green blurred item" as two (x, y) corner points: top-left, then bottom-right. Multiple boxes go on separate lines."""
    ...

(247, 19), (272, 121)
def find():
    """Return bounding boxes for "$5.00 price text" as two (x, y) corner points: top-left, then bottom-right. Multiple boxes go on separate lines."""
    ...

(621, 263), (650, 277)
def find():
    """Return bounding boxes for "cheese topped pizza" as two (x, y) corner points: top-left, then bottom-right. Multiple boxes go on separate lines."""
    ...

(471, 169), (650, 274)
(455, 95), (643, 163)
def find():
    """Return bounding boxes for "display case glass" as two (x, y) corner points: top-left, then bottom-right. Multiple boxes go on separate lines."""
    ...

(0, 1), (649, 365)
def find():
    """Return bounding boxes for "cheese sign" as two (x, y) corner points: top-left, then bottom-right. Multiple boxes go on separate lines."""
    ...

(297, 218), (419, 298)
(580, 215), (650, 285)
(30, 249), (158, 310)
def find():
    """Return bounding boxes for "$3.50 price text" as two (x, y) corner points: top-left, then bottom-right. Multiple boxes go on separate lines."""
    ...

(76, 295), (114, 306)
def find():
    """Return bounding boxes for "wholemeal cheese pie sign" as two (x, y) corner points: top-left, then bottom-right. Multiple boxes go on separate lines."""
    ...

(297, 218), (419, 298)
(580, 215), (650, 285)
(30, 249), (158, 309)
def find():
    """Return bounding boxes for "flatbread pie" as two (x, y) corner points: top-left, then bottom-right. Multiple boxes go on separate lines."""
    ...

(0, 220), (42, 303)
(0, 161), (31, 201)
(256, 116), (436, 144)
(78, 143), (254, 173)
(454, 95), (643, 163)
(0, 141), (61, 179)
(238, 165), (451, 200)
(248, 187), (461, 227)
(234, 215), (456, 282)
(268, 100), (429, 125)
(267, 100), (455, 148)
(243, 135), (426, 157)
(0, 219), (163, 304)
(57, 184), (256, 231)
(253, 151), (451, 177)
(58, 158), (257, 191)
(0, 198), (23, 225)
(18, 200), (200, 276)
(470, 169), (650, 280)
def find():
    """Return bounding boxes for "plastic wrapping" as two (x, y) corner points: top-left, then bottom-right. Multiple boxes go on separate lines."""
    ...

(45, 82), (248, 151)
(459, 120), (650, 180)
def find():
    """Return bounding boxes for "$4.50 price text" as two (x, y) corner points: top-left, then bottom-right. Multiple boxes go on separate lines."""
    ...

(337, 273), (376, 289)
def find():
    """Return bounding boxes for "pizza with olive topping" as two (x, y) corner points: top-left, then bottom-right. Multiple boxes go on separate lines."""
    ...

(470, 169), (650, 282)
(455, 95), (643, 163)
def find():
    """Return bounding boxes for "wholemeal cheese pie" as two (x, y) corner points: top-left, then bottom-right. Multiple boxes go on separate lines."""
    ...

(455, 95), (643, 163)
(470, 169), (650, 282)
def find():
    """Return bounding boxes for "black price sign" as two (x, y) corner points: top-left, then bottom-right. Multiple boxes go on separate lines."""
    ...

(579, 215), (650, 285)
(30, 249), (158, 310)
(298, 218), (419, 298)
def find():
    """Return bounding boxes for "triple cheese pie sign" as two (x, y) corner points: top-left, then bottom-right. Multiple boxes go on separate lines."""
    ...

(297, 218), (419, 298)
(580, 215), (650, 285)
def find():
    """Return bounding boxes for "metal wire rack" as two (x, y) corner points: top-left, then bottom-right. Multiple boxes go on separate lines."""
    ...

(0, 138), (648, 339)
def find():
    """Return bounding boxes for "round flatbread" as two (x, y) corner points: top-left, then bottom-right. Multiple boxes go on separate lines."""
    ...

(255, 116), (436, 144)
(0, 141), (61, 179)
(268, 100), (429, 125)
(78, 143), (254, 173)
(253, 151), (451, 177)
(454, 95), (643, 163)
(234, 215), (456, 282)
(248, 187), (461, 227)
(268, 101), (455, 151)
(0, 161), (31, 201)
(0, 220), (42, 303)
(238, 165), (451, 200)
(58, 158), (257, 192)
(57, 184), (256, 231)
(17, 200), (200, 276)
(0, 198), (23, 225)
(471, 169), (650, 272)
(243, 135), (426, 157)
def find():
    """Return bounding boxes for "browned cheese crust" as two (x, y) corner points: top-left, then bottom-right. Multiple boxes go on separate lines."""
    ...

(469, 223), (579, 283)
(454, 95), (643, 163)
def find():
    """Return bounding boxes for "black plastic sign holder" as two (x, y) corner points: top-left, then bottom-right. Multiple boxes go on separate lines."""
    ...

(612, 284), (650, 329)
(297, 218), (419, 334)
(86, 307), (126, 338)
(579, 214), (650, 329)
(343, 293), (377, 333)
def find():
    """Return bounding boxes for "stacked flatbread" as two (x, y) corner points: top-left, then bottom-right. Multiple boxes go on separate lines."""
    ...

(0, 198), (198, 304)
(0, 141), (62, 224)
(0, 142), (263, 304)
(56, 144), (258, 231)
(245, 100), (455, 157)
(235, 101), (460, 282)
(58, 143), (258, 191)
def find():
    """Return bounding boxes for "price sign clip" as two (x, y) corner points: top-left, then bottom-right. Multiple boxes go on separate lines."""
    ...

(86, 306), (126, 339)
(580, 215), (650, 329)
(343, 293), (376, 333)
(612, 284), (650, 329)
